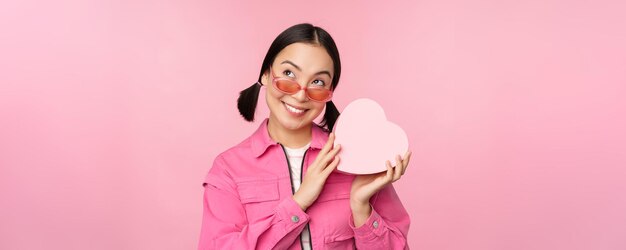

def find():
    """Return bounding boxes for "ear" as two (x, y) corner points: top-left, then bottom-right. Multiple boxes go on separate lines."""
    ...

(260, 69), (270, 86)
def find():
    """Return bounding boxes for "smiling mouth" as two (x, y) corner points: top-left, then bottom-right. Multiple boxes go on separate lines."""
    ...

(283, 101), (308, 114)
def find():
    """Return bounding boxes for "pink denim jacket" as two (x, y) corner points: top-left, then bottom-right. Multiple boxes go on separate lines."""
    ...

(199, 118), (410, 249)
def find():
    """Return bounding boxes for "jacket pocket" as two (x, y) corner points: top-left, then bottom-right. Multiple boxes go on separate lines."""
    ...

(235, 177), (280, 221)
(236, 178), (279, 204)
(317, 185), (350, 202)
(324, 231), (355, 249)
(317, 178), (351, 203)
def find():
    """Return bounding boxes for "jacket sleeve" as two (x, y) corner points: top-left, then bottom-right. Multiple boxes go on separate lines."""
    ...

(349, 183), (411, 249)
(198, 155), (309, 249)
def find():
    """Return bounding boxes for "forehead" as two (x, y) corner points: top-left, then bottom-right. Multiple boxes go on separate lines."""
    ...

(273, 43), (334, 75)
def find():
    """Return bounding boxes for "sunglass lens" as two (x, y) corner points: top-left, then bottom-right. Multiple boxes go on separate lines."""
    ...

(275, 80), (300, 94)
(307, 88), (331, 102)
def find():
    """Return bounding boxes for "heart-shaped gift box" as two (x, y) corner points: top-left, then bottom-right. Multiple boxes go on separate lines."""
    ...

(332, 98), (409, 175)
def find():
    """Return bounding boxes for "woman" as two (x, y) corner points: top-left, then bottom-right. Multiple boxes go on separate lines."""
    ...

(199, 23), (412, 249)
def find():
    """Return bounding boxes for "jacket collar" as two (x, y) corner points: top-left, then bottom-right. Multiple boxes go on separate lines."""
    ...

(251, 118), (328, 157)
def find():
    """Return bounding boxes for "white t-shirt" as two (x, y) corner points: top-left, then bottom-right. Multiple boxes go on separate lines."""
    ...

(284, 142), (312, 250)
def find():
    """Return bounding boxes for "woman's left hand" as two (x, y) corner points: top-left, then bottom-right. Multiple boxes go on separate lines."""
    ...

(350, 150), (412, 227)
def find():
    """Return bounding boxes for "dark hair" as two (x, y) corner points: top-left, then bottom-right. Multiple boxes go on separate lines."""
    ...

(237, 23), (341, 132)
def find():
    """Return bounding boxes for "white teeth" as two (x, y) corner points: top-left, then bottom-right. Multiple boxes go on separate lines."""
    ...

(284, 103), (305, 114)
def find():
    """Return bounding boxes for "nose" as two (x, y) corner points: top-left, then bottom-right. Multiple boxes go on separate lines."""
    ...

(292, 84), (308, 102)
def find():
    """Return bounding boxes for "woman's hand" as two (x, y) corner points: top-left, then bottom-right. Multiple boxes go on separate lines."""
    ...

(350, 151), (412, 227)
(292, 133), (341, 211)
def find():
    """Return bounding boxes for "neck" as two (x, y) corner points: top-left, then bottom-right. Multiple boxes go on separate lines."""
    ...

(267, 116), (312, 148)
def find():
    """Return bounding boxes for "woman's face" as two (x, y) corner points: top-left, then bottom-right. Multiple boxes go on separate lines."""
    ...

(261, 42), (334, 132)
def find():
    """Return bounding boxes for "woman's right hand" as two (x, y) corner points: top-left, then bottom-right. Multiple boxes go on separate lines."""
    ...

(292, 132), (341, 211)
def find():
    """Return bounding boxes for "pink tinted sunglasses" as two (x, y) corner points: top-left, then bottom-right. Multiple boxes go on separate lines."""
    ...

(264, 67), (333, 102)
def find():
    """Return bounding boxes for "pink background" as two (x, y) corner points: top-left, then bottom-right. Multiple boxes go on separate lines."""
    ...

(1, 0), (625, 249)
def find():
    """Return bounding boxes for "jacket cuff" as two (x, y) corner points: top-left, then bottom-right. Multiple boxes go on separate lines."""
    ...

(276, 197), (310, 232)
(349, 206), (386, 239)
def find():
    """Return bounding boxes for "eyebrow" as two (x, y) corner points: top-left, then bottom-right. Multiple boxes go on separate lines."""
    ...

(280, 60), (332, 79)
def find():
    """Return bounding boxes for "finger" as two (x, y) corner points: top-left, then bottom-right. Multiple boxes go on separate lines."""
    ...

(385, 160), (394, 182)
(401, 151), (412, 175)
(320, 144), (341, 167)
(322, 155), (340, 176)
(403, 150), (411, 161)
(393, 155), (403, 181)
(312, 133), (336, 166)
(320, 132), (336, 155)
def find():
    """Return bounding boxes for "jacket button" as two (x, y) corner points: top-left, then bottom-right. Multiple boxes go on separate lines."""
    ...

(291, 215), (299, 223)
(373, 221), (379, 228)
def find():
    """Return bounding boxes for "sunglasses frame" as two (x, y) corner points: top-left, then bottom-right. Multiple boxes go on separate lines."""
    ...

(267, 66), (333, 103)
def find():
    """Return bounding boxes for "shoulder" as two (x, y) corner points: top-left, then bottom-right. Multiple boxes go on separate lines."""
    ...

(203, 134), (257, 186)
(211, 134), (256, 170)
